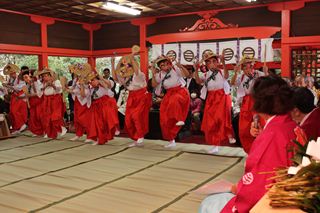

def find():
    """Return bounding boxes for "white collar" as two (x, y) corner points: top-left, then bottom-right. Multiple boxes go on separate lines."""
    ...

(264, 115), (276, 130)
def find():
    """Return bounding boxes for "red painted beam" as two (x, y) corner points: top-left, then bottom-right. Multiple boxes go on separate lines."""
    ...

(0, 43), (91, 57)
(147, 26), (281, 44)
(282, 36), (320, 45)
(94, 48), (132, 57)
(268, 1), (305, 12)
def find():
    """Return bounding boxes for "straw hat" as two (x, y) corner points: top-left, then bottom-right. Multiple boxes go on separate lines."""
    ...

(202, 51), (218, 62)
(69, 63), (92, 78)
(87, 72), (99, 81)
(3, 64), (20, 75)
(36, 68), (55, 78)
(115, 56), (134, 78)
(131, 45), (140, 54)
(155, 55), (171, 67)
(239, 55), (259, 65)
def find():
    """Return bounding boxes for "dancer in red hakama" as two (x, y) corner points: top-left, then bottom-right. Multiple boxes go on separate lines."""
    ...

(151, 55), (190, 148)
(87, 72), (119, 145)
(38, 68), (67, 139)
(21, 70), (44, 136)
(112, 54), (152, 147)
(230, 56), (268, 153)
(3, 64), (28, 134)
(194, 52), (234, 154)
(67, 63), (92, 142)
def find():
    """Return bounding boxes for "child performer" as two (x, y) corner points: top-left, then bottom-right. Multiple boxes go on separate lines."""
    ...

(151, 55), (190, 148)
(230, 56), (268, 153)
(112, 54), (152, 147)
(194, 51), (234, 154)
(67, 63), (92, 142)
(21, 70), (44, 136)
(3, 64), (28, 134)
(87, 73), (119, 145)
(38, 68), (67, 139)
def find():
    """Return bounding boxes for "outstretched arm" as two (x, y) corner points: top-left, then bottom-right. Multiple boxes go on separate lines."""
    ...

(128, 55), (140, 76)
(221, 50), (229, 79)
(230, 64), (240, 86)
(150, 63), (159, 88)
(175, 61), (189, 78)
(194, 60), (204, 85)
(111, 57), (119, 82)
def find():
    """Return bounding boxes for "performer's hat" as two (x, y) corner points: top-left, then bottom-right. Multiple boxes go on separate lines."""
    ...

(115, 56), (135, 78)
(87, 72), (99, 81)
(3, 64), (20, 75)
(69, 63), (92, 78)
(202, 51), (218, 62)
(36, 68), (55, 78)
(239, 55), (259, 65)
(155, 55), (171, 67)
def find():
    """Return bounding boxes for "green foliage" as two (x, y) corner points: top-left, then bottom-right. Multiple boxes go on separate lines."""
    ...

(0, 54), (38, 70)
(48, 56), (86, 80)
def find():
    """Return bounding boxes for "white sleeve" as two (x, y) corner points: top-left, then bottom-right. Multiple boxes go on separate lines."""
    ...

(13, 81), (26, 91)
(34, 80), (43, 97)
(199, 72), (206, 82)
(54, 80), (62, 94)
(174, 65), (182, 77)
(155, 73), (161, 84)
(235, 74), (242, 87)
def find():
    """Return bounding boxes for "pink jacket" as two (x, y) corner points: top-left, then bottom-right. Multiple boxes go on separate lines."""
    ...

(222, 114), (296, 213)
(190, 98), (202, 114)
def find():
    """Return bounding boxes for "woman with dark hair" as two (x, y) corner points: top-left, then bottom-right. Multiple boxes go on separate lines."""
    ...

(199, 76), (297, 213)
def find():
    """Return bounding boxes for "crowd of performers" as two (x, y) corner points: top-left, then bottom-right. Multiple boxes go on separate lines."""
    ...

(1, 51), (320, 212)
(1, 52), (320, 150)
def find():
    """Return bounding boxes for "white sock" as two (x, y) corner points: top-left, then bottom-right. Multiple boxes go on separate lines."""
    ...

(137, 138), (144, 144)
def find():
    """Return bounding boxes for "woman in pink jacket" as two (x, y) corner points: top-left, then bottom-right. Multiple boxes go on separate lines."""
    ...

(199, 76), (297, 213)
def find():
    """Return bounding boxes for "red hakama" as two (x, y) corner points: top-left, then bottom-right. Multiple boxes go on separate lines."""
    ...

(42, 94), (65, 139)
(9, 91), (28, 131)
(28, 96), (44, 135)
(201, 89), (233, 146)
(88, 96), (119, 144)
(73, 98), (90, 137)
(125, 87), (152, 141)
(239, 95), (265, 153)
(239, 95), (255, 153)
(160, 86), (190, 141)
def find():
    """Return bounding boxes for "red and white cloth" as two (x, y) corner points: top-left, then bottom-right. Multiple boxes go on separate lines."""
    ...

(87, 86), (119, 144)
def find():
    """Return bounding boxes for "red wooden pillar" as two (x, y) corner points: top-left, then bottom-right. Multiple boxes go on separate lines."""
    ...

(281, 10), (291, 77)
(131, 18), (156, 76)
(31, 16), (55, 70)
(268, 1), (305, 78)
(83, 24), (101, 70)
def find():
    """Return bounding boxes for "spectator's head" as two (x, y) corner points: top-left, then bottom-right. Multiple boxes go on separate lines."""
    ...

(252, 76), (294, 117)
(290, 87), (315, 123)
(185, 65), (194, 78)
(190, 90), (199, 99)
(305, 76), (315, 89)
(294, 75), (304, 87)
(103, 68), (110, 78)
(21, 66), (29, 73)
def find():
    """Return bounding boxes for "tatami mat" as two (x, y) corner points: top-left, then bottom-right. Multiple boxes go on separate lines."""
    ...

(0, 134), (245, 213)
